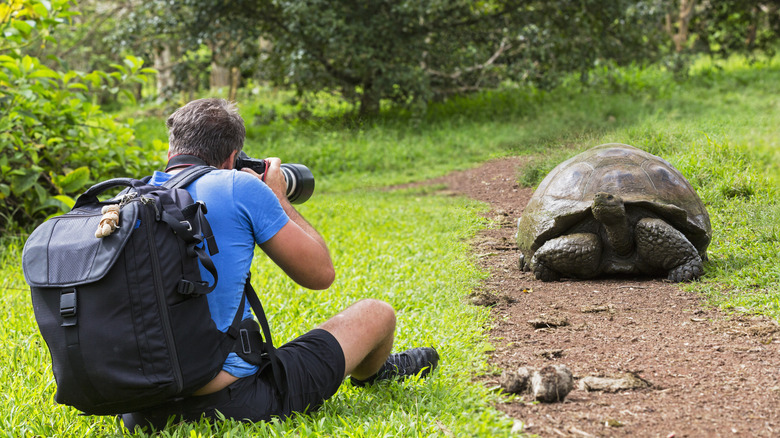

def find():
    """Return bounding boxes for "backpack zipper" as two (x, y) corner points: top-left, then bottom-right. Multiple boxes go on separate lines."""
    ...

(142, 199), (184, 393)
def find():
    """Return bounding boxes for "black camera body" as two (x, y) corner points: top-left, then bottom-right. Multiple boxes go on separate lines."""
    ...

(235, 151), (315, 204)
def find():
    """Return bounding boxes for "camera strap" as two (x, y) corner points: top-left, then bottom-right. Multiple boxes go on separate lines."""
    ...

(241, 277), (288, 400)
(165, 154), (209, 172)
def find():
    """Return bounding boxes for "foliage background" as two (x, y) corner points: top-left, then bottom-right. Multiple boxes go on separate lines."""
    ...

(0, 0), (156, 232)
(3, 55), (778, 437)
(1, 0), (778, 436)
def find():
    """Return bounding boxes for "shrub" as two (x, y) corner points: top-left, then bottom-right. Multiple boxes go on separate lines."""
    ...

(0, 0), (155, 233)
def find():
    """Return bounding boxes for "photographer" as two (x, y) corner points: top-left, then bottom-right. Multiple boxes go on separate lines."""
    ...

(121, 98), (438, 430)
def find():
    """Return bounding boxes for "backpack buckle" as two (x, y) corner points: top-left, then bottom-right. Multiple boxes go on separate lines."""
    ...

(177, 280), (196, 295)
(233, 319), (266, 365)
(60, 288), (77, 327)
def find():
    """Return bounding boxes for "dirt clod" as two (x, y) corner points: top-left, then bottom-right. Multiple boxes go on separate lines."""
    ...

(581, 304), (614, 314)
(528, 314), (569, 329)
(532, 365), (574, 403)
(499, 364), (574, 403)
(499, 366), (532, 394)
(537, 349), (564, 359)
(578, 372), (651, 392)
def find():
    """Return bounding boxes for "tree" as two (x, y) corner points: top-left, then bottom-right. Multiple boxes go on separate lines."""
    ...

(665, 0), (779, 56)
(96, 0), (778, 115)
(0, 0), (154, 232)
(158, 0), (671, 116)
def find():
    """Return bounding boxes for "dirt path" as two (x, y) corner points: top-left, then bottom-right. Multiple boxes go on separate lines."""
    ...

(419, 158), (780, 437)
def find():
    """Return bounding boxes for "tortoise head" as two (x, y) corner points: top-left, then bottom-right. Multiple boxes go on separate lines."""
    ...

(591, 192), (626, 225)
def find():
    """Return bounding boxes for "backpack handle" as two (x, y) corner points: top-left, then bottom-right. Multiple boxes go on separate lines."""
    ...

(73, 178), (148, 209)
(73, 166), (215, 210)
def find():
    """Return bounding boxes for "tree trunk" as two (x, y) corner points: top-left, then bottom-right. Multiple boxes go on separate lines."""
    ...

(228, 67), (241, 101)
(210, 63), (232, 90)
(745, 6), (759, 50)
(154, 44), (174, 95)
(358, 83), (380, 117)
(665, 0), (696, 52)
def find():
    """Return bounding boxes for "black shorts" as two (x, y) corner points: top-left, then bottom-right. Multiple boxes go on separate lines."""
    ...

(122, 328), (345, 431)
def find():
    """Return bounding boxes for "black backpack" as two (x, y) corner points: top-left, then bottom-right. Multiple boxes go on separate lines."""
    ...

(22, 166), (281, 415)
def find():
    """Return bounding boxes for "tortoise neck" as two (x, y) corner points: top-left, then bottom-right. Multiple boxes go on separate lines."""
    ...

(603, 218), (634, 256)
(592, 193), (634, 256)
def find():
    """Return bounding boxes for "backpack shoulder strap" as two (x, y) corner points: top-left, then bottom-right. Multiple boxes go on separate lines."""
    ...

(153, 164), (221, 295)
(163, 165), (216, 189)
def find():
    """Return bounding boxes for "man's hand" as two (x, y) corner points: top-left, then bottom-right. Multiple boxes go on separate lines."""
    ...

(240, 157), (287, 203)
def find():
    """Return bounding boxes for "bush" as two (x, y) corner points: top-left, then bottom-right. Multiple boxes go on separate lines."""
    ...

(0, 0), (155, 233)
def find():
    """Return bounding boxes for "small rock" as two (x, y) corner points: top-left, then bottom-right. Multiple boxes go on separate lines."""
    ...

(510, 420), (526, 434)
(578, 372), (651, 392)
(531, 365), (574, 403)
(581, 304), (614, 314)
(469, 290), (497, 307)
(537, 349), (564, 359)
(499, 366), (532, 394)
(500, 365), (574, 403)
(528, 315), (569, 329)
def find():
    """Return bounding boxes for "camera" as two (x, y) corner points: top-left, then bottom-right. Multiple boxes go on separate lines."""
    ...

(235, 151), (315, 204)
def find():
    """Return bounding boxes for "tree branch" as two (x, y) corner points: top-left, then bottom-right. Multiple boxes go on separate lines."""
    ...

(426, 38), (510, 80)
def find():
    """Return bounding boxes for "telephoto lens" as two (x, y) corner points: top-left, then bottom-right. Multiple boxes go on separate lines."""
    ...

(280, 163), (314, 204)
(235, 151), (315, 204)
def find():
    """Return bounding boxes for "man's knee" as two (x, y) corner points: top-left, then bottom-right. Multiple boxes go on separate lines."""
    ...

(354, 298), (396, 329)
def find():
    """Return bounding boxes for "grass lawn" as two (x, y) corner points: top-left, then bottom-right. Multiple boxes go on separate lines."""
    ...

(1, 55), (778, 436)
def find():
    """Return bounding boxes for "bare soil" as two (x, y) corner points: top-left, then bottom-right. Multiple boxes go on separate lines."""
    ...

(408, 158), (780, 437)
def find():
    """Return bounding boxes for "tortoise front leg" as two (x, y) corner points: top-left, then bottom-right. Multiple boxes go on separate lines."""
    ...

(635, 218), (704, 282)
(530, 233), (603, 281)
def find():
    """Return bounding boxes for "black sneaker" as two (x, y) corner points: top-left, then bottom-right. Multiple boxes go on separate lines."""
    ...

(350, 347), (439, 387)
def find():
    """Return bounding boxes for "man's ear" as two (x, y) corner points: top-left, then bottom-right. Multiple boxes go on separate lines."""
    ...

(220, 150), (238, 170)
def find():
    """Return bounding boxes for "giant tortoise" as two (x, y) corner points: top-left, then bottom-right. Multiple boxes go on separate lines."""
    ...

(516, 143), (711, 282)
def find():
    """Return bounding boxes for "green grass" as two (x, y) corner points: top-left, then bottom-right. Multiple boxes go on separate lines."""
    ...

(1, 191), (512, 437)
(2, 54), (779, 436)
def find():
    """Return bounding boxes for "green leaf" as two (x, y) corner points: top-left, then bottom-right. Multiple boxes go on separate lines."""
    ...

(33, 2), (50, 18)
(20, 55), (35, 74)
(120, 89), (136, 104)
(123, 56), (140, 70)
(54, 166), (90, 193)
(67, 82), (89, 91)
(10, 169), (40, 196)
(28, 68), (59, 79)
(53, 195), (76, 209)
(12, 20), (33, 36)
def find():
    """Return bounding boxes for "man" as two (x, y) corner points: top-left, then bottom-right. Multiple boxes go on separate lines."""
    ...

(122, 98), (439, 430)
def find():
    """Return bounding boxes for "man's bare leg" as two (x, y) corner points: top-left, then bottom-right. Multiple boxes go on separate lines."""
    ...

(317, 298), (396, 380)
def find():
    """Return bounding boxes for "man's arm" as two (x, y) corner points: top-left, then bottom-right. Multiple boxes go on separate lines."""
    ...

(241, 159), (335, 290)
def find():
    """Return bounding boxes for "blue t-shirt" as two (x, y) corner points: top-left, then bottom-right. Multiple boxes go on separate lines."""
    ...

(149, 168), (289, 377)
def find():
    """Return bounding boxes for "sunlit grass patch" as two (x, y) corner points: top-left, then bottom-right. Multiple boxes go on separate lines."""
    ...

(1, 189), (514, 437)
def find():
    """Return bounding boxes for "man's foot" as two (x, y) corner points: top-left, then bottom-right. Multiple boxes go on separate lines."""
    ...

(350, 347), (439, 387)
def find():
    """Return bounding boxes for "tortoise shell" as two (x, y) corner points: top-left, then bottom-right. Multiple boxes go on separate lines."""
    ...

(516, 143), (711, 257)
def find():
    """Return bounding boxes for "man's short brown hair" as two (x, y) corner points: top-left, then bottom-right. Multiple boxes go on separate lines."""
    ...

(167, 98), (246, 167)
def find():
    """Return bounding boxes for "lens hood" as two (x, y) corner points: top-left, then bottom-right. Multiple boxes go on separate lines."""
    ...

(280, 164), (315, 204)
